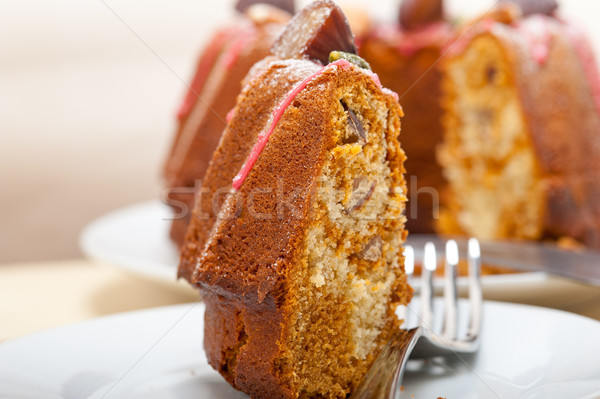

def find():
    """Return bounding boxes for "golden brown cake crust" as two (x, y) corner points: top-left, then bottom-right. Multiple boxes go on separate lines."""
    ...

(193, 60), (340, 298)
(178, 58), (321, 282)
(183, 58), (410, 398)
(440, 15), (600, 247)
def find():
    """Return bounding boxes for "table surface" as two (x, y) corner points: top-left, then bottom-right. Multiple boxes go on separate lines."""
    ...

(0, 259), (197, 343)
(1, 259), (600, 343)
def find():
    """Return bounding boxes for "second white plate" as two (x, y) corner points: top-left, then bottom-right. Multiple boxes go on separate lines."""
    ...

(79, 201), (548, 289)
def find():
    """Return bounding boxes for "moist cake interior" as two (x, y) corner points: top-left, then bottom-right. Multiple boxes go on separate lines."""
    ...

(439, 34), (545, 240)
(282, 83), (407, 397)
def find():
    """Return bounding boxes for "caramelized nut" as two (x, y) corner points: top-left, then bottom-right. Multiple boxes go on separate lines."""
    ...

(399, 0), (444, 30)
(497, 0), (558, 17)
(341, 101), (367, 144)
(271, 0), (357, 64)
(345, 177), (376, 213)
(236, 0), (295, 15)
(486, 2), (522, 24)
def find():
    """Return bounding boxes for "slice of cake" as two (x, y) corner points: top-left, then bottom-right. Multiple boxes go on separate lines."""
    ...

(359, 0), (454, 233)
(163, 1), (293, 247)
(438, 1), (600, 247)
(180, 1), (413, 397)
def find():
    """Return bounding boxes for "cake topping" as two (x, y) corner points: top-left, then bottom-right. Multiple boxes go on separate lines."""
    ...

(399, 0), (444, 30)
(329, 51), (371, 70)
(235, 0), (295, 15)
(271, 0), (357, 65)
(498, 0), (558, 17)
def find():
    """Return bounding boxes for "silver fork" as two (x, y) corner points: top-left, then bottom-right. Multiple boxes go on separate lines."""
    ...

(350, 238), (483, 399)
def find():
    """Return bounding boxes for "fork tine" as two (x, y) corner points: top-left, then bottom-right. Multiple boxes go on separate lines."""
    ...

(421, 242), (437, 330)
(404, 245), (415, 277)
(442, 240), (459, 340)
(401, 246), (415, 327)
(467, 238), (483, 342)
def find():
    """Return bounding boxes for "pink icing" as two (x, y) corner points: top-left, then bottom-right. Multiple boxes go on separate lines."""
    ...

(176, 27), (239, 120)
(226, 107), (236, 124)
(232, 59), (353, 191)
(514, 15), (553, 65)
(374, 22), (454, 58)
(562, 21), (600, 115)
(447, 16), (555, 65)
(367, 71), (382, 88)
(383, 88), (399, 102)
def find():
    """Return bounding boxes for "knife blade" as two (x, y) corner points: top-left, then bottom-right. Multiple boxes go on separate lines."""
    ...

(405, 235), (600, 287)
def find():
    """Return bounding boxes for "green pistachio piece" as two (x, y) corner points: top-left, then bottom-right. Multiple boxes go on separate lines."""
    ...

(329, 51), (372, 71)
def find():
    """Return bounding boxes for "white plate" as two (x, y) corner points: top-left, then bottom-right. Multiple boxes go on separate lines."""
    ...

(79, 201), (548, 288)
(1, 301), (600, 398)
(80, 201), (179, 282)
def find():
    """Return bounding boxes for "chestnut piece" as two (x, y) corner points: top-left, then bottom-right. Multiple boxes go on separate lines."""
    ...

(271, 0), (357, 65)
(341, 101), (367, 143)
(235, 0), (295, 15)
(345, 177), (377, 214)
(360, 236), (383, 261)
(498, 0), (558, 17)
(399, 0), (444, 30)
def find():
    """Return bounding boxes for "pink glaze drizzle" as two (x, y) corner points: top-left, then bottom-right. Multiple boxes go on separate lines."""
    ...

(514, 15), (553, 65)
(563, 21), (600, 115)
(383, 88), (399, 102)
(374, 22), (454, 58)
(367, 71), (382, 88)
(176, 27), (239, 120)
(232, 59), (353, 191)
(226, 107), (237, 124)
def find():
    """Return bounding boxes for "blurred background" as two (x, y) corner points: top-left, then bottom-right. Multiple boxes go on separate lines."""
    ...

(1, 0), (599, 263)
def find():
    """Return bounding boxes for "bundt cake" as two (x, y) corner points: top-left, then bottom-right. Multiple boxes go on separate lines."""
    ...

(180, 1), (413, 397)
(359, 0), (454, 234)
(438, 0), (600, 248)
(163, 1), (293, 246)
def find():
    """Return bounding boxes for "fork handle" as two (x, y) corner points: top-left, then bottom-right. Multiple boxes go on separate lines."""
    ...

(349, 327), (422, 399)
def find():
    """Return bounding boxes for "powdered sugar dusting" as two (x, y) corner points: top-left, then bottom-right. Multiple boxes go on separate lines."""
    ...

(232, 59), (352, 191)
